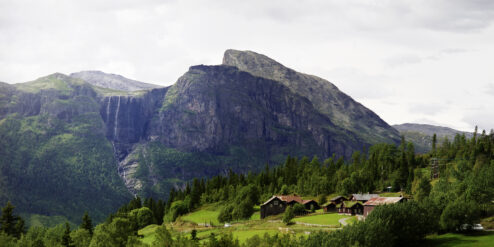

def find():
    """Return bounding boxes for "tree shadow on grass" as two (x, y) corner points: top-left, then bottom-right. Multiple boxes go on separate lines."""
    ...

(424, 232), (494, 247)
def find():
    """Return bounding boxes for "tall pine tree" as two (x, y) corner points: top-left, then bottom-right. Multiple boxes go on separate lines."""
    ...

(80, 211), (93, 235)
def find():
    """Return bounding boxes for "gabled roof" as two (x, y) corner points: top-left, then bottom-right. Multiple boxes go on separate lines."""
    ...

(343, 201), (363, 208)
(363, 197), (404, 206)
(276, 195), (304, 204)
(302, 199), (317, 205)
(330, 196), (347, 201)
(351, 193), (379, 201)
(261, 194), (305, 206)
(261, 196), (285, 206)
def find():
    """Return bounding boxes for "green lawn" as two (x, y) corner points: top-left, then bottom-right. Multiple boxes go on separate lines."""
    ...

(232, 230), (280, 242)
(138, 224), (159, 245)
(294, 213), (348, 226)
(426, 232), (494, 247)
(180, 209), (220, 226)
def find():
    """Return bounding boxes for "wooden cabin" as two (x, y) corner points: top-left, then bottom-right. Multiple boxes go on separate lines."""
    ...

(260, 194), (320, 219)
(349, 193), (379, 203)
(260, 196), (287, 219)
(322, 202), (338, 212)
(338, 201), (363, 215)
(329, 196), (347, 205)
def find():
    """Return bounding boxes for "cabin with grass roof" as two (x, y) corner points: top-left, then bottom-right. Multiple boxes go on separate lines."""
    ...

(338, 201), (363, 215)
(260, 194), (320, 219)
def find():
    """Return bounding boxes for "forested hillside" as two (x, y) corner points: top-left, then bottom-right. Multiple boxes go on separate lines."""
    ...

(1, 129), (492, 246)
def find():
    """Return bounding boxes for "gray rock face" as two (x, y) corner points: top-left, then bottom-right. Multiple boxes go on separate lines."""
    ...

(70, 70), (161, 92)
(223, 49), (400, 144)
(101, 88), (168, 160)
(150, 65), (361, 160)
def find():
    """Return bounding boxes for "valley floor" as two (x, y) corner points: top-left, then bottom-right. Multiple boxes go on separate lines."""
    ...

(139, 204), (357, 244)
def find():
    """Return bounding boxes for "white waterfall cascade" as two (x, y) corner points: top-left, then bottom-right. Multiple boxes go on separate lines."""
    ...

(106, 97), (111, 123)
(107, 95), (137, 196)
(114, 96), (121, 140)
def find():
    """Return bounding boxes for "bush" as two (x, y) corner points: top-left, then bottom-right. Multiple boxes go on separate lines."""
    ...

(283, 206), (294, 225)
(366, 201), (430, 246)
(440, 200), (481, 232)
(292, 204), (306, 216)
(218, 205), (234, 223)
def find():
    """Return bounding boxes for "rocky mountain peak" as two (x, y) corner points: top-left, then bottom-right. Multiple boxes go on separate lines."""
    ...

(223, 49), (400, 144)
(70, 70), (161, 92)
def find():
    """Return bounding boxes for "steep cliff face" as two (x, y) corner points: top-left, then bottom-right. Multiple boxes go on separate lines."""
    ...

(101, 88), (168, 159)
(223, 49), (400, 144)
(151, 65), (360, 158)
(100, 88), (168, 194)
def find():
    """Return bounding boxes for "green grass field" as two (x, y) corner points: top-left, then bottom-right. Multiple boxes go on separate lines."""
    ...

(180, 209), (220, 226)
(294, 213), (349, 226)
(425, 232), (494, 247)
(138, 224), (160, 245)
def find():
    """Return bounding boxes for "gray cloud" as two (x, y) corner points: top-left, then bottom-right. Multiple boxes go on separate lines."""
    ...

(486, 84), (494, 95)
(409, 103), (446, 115)
(462, 110), (494, 132)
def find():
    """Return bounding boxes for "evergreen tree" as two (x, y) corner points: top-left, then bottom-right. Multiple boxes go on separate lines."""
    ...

(0, 201), (23, 238)
(61, 222), (74, 247)
(432, 133), (437, 154)
(80, 211), (93, 235)
(14, 217), (24, 239)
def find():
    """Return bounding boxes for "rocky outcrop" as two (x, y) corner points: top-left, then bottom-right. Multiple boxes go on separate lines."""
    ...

(101, 88), (168, 160)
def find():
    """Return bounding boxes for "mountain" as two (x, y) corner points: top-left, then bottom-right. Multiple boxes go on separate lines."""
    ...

(70, 70), (161, 91)
(393, 123), (473, 153)
(0, 50), (400, 225)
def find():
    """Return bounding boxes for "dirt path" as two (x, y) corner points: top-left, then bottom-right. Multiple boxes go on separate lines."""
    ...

(338, 217), (351, 226)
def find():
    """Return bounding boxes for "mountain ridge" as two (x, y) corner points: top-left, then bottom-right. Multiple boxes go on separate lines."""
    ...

(70, 70), (162, 92)
(393, 123), (473, 153)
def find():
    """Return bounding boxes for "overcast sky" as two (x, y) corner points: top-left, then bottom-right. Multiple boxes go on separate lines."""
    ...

(1, 0), (493, 132)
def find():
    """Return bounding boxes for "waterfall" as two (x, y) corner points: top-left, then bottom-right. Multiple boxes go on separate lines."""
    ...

(106, 97), (111, 123)
(114, 96), (121, 140)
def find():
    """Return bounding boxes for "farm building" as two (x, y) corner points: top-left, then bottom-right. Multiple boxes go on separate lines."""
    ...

(363, 197), (405, 217)
(260, 196), (287, 219)
(338, 201), (363, 215)
(322, 202), (338, 212)
(349, 193), (379, 203)
(260, 195), (320, 219)
(329, 196), (347, 204)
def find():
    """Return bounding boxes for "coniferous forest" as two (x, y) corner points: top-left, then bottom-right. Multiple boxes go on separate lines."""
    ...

(1, 129), (493, 246)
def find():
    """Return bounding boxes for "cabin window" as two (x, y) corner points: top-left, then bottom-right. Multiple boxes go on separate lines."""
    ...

(274, 201), (278, 206)
(270, 204), (273, 208)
